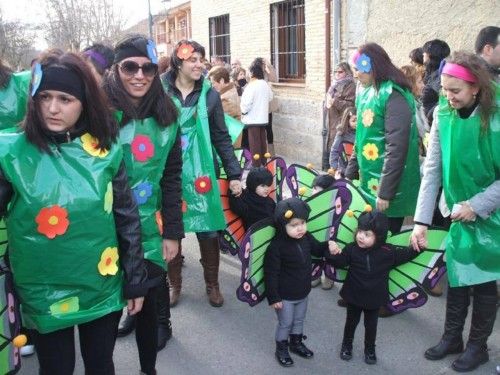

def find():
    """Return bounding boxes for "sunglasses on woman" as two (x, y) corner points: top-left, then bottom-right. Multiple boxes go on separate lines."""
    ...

(119, 61), (158, 77)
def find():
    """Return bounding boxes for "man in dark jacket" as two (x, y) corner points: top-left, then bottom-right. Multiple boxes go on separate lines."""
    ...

(475, 26), (500, 82)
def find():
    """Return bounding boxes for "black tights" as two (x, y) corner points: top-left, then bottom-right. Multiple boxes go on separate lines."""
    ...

(33, 311), (121, 375)
(343, 304), (379, 349)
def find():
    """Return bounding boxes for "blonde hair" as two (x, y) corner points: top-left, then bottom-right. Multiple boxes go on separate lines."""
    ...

(400, 65), (424, 97)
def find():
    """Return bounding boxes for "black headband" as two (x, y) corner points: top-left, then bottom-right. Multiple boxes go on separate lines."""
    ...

(114, 45), (148, 64)
(37, 66), (85, 103)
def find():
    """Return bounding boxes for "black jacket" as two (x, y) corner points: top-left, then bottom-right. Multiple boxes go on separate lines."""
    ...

(228, 189), (275, 230)
(264, 232), (328, 305)
(0, 138), (149, 299)
(161, 71), (242, 181)
(326, 242), (418, 309)
(159, 129), (184, 240)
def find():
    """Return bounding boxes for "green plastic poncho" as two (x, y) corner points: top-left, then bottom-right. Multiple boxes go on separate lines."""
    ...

(355, 80), (421, 217)
(0, 70), (31, 129)
(119, 116), (179, 269)
(166, 80), (226, 232)
(437, 84), (500, 287)
(0, 130), (125, 334)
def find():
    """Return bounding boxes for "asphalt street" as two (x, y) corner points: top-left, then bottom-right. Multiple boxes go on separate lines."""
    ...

(19, 233), (499, 375)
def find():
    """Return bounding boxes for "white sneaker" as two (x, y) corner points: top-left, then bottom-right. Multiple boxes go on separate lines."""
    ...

(20, 344), (35, 357)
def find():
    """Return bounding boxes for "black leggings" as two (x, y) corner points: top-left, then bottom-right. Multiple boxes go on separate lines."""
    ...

(343, 304), (379, 349)
(32, 311), (121, 375)
(136, 261), (166, 375)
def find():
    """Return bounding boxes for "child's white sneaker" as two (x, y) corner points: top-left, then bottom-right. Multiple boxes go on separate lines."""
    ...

(20, 344), (35, 357)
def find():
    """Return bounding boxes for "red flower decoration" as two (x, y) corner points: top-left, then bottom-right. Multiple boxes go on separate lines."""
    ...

(194, 176), (212, 194)
(35, 205), (69, 239)
(131, 135), (155, 162)
(181, 200), (187, 213)
(177, 43), (194, 60)
(155, 211), (163, 235)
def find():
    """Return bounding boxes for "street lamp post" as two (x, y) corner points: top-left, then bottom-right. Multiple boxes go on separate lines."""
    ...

(148, 0), (153, 39)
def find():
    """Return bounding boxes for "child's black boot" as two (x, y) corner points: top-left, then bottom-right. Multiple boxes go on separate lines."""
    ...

(340, 339), (353, 361)
(364, 345), (377, 365)
(275, 340), (294, 367)
(289, 334), (314, 358)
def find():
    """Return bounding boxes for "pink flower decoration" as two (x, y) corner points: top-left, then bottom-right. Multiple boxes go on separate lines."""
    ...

(131, 135), (155, 162)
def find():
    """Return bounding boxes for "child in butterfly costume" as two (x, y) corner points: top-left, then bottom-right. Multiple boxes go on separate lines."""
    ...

(229, 167), (276, 230)
(327, 210), (420, 365)
(264, 198), (333, 367)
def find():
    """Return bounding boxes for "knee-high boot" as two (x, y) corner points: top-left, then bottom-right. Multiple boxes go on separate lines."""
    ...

(425, 285), (469, 360)
(156, 274), (172, 352)
(452, 292), (498, 372)
(199, 237), (224, 307)
(167, 246), (183, 307)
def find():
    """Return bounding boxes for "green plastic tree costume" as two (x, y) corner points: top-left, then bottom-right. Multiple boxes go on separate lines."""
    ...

(164, 80), (225, 232)
(0, 130), (125, 334)
(437, 83), (500, 287)
(355, 80), (420, 217)
(119, 115), (179, 269)
(0, 70), (31, 129)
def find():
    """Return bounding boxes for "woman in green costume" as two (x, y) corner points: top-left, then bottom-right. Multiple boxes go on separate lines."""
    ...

(0, 50), (147, 374)
(411, 51), (499, 373)
(162, 40), (242, 308)
(345, 43), (421, 236)
(0, 59), (31, 129)
(103, 35), (183, 375)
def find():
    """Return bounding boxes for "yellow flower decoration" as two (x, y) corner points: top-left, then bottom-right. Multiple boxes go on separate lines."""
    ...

(81, 133), (109, 158)
(98, 247), (119, 276)
(104, 182), (113, 214)
(362, 109), (375, 127)
(50, 296), (79, 315)
(367, 178), (379, 197)
(362, 143), (379, 161)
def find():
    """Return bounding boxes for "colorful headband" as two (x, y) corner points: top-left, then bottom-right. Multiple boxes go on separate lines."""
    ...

(441, 63), (477, 83)
(84, 50), (107, 70)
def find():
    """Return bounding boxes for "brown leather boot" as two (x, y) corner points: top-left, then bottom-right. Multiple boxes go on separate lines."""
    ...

(199, 237), (224, 307)
(167, 246), (182, 307)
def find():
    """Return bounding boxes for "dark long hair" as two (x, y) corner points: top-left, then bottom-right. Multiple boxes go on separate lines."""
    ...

(103, 64), (177, 127)
(422, 39), (450, 78)
(169, 39), (206, 80)
(358, 43), (411, 91)
(23, 51), (117, 153)
(0, 60), (13, 88)
(444, 51), (496, 131)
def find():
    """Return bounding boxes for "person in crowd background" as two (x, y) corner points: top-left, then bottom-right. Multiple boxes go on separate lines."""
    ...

(208, 65), (241, 120)
(82, 43), (114, 84)
(329, 106), (356, 177)
(475, 26), (500, 82)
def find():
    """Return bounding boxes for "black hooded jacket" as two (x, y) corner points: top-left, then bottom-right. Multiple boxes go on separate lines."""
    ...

(264, 232), (328, 305)
(326, 242), (418, 309)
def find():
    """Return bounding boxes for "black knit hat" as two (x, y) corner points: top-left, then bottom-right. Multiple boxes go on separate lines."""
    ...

(357, 210), (389, 245)
(312, 174), (335, 191)
(246, 167), (273, 193)
(274, 197), (311, 230)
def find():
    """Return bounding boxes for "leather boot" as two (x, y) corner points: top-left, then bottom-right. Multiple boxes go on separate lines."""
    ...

(168, 246), (183, 307)
(425, 285), (469, 360)
(157, 275), (172, 352)
(289, 334), (314, 358)
(451, 293), (497, 372)
(275, 340), (294, 367)
(117, 313), (136, 337)
(199, 237), (224, 307)
(340, 338), (353, 361)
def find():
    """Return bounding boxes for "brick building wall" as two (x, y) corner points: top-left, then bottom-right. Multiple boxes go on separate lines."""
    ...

(190, 0), (498, 166)
(191, 0), (328, 166)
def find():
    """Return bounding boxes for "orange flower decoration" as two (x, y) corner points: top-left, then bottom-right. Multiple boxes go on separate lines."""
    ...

(155, 211), (164, 235)
(177, 43), (194, 60)
(35, 205), (69, 239)
(194, 176), (212, 194)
